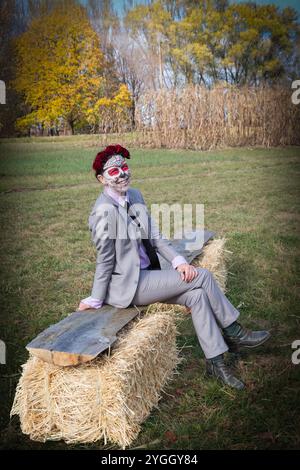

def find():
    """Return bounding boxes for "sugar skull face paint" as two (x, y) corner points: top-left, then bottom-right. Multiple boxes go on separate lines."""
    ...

(102, 154), (131, 193)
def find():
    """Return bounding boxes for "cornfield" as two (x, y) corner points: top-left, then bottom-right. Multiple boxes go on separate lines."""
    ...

(134, 84), (300, 149)
(70, 84), (300, 150)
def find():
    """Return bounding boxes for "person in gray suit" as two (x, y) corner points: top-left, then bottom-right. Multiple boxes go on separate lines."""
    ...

(79, 145), (271, 390)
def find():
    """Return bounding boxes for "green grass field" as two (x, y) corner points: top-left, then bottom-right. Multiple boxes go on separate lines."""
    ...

(0, 137), (299, 450)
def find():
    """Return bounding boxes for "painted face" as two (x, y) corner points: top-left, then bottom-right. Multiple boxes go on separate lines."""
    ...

(102, 155), (131, 192)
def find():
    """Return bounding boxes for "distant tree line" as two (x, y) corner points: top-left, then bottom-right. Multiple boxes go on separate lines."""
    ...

(0, 0), (299, 138)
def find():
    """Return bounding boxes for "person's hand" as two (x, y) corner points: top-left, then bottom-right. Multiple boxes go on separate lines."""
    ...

(78, 302), (95, 311)
(176, 263), (198, 282)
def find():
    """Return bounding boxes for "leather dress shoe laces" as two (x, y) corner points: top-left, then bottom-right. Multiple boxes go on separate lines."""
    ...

(224, 323), (271, 352)
(205, 358), (245, 390)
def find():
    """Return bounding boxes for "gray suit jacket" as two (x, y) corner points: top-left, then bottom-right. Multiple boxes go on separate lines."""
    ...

(88, 187), (181, 308)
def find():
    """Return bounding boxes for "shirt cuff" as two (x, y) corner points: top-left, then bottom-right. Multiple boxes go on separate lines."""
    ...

(81, 296), (103, 309)
(172, 255), (188, 270)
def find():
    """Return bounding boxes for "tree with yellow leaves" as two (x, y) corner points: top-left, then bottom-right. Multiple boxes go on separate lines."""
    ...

(124, 0), (299, 87)
(13, 3), (131, 134)
(87, 83), (133, 133)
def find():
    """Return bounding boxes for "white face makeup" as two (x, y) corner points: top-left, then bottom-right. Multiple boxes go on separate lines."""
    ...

(101, 155), (131, 193)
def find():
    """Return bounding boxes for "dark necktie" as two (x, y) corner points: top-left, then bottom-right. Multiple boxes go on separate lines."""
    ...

(125, 200), (161, 270)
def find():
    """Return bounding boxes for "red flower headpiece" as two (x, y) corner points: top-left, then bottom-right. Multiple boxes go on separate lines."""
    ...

(92, 144), (130, 176)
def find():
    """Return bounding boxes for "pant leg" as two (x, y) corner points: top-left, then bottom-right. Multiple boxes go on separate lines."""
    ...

(164, 287), (229, 359)
(197, 268), (240, 328)
(133, 267), (240, 328)
(132, 267), (238, 358)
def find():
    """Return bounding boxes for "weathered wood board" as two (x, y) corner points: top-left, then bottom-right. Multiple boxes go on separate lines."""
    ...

(27, 229), (215, 367)
(26, 306), (143, 366)
(159, 229), (215, 269)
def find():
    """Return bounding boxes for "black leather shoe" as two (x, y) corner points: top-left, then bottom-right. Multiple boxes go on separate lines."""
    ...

(224, 323), (271, 352)
(205, 358), (245, 390)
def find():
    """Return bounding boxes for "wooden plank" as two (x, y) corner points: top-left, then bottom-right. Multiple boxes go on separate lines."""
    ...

(27, 229), (215, 367)
(26, 306), (144, 367)
(158, 229), (215, 269)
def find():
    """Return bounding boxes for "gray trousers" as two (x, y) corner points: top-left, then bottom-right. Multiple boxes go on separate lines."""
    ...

(132, 267), (240, 359)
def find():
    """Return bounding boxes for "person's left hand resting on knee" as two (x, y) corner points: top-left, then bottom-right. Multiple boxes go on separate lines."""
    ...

(176, 263), (198, 283)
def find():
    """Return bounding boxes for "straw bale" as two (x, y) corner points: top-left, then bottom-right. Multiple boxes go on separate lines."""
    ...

(11, 238), (229, 448)
(11, 312), (180, 448)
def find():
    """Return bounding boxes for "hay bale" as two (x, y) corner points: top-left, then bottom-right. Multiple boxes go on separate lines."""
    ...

(11, 312), (180, 449)
(193, 237), (230, 293)
(11, 238), (230, 448)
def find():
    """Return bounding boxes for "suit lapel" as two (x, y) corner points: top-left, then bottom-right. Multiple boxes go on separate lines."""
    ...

(99, 189), (142, 244)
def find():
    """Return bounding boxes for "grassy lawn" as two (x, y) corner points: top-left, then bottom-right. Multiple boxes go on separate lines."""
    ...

(0, 136), (299, 450)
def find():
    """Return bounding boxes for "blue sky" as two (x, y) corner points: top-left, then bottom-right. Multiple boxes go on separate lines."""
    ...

(112, 0), (300, 18)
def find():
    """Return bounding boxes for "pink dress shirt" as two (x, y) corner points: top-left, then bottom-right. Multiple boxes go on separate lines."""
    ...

(81, 187), (187, 309)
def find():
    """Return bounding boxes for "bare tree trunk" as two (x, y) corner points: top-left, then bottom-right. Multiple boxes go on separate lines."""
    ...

(68, 119), (75, 135)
